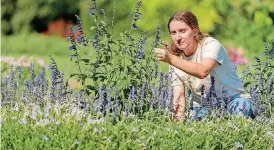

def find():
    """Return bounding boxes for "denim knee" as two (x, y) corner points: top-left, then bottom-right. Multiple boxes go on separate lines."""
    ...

(190, 107), (210, 121)
(228, 98), (254, 117)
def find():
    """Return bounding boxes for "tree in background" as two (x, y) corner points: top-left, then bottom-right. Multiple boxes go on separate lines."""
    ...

(212, 0), (274, 58)
(1, 0), (80, 35)
(79, 0), (221, 39)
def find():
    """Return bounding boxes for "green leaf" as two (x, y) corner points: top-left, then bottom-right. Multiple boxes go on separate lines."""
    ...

(90, 26), (96, 30)
(79, 59), (90, 63)
(243, 82), (251, 88)
(70, 73), (80, 78)
(86, 85), (96, 91)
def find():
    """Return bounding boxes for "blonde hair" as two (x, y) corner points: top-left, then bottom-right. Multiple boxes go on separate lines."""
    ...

(167, 10), (209, 55)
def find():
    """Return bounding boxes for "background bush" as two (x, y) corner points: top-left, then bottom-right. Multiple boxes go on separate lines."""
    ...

(212, 0), (274, 59)
(1, 0), (79, 34)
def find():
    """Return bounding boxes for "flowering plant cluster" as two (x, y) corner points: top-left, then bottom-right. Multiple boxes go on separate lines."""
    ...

(2, 0), (273, 123)
(65, 0), (169, 117)
(1, 0), (274, 149)
(1, 56), (47, 68)
(225, 47), (249, 65)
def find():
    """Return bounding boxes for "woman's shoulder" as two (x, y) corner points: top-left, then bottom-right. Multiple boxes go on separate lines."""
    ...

(202, 37), (220, 45)
(200, 37), (224, 50)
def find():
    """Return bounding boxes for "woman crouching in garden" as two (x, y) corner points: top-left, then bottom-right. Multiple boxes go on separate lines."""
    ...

(154, 10), (255, 123)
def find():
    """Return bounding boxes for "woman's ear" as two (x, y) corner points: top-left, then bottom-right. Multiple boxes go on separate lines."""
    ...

(193, 28), (199, 36)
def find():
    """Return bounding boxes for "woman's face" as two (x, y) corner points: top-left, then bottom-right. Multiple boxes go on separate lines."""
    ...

(169, 20), (197, 51)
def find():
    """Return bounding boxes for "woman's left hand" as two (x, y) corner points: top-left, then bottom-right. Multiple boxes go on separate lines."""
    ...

(154, 48), (172, 64)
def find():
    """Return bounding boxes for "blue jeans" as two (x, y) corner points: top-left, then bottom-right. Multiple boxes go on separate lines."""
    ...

(190, 98), (254, 121)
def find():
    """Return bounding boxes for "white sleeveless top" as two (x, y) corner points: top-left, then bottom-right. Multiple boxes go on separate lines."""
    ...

(169, 37), (251, 105)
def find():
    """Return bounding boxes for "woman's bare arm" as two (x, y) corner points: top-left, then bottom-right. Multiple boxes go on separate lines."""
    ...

(154, 48), (216, 79)
(172, 85), (186, 123)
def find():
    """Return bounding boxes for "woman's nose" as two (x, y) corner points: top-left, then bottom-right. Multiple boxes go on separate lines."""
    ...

(176, 33), (182, 41)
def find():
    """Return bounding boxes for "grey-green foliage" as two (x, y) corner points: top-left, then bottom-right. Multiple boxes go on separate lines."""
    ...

(240, 41), (274, 117)
(1, 0), (79, 34)
(69, 0), (161, 102)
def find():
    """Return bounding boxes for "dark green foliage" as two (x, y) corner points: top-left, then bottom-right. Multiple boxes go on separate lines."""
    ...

(212, 0), (274, 59)
(1, 0), (80, 34)
(1, 110), (273, 149)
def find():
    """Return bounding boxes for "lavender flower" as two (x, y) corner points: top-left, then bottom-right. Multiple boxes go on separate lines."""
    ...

(241, 66), (250, 74)
(132, 128), (137, 133)
(92, 33), (99, 49)
(44, 80), (49, 96)
(94, 128), (100, 134)
(158, 86), (165, 109)
(138, 69), (142, 79)
(68, 25), (77, 51)
(9, 65), (14, 90)
(131, 0), (142, 30)
(24, 80), (30, 96)
(98, 86), (107, 113)
(75, 15), (87, 46)
(35, 76), (41, 100)
(68, 45), (76, 51)
(75, 139), (80, 145)
(30, 63), (35, 84)
(163, 87), (169, 109)
(112, 85), (119, 124)
(140, 83), (146, 107)
(206, 76), (217, 108)
(200, 85), (205, 106)
(58, 72), (64, 98)
(128, 86), (136, 101)
(128, 86), (137, 113)
(266, 72), (274, 102)
(136, 33), (147, 59)
(3, 77), (9, 101)
(19, 118), (27, 124)
(124, 102), (129, 117)
(152, 23), (161, 48)
(88, 116), (105, 124)
(154, 63), (159, 78)
(43, 135), (49, 141)
(167, 87), (173, 112)
(149, 84), (156, 109)
(106, 88), (112, 114)
(158, 72), (164, 92)
(79, 91), (87, 109)
(257, 73), (263, 94)
(50, 70), (57, 98)
(17, 66), (22, 92)
(136, 47), (145, 59)
(152, 85), (158, 108)
(221, 87), (231, 109)
(88, 0), (97, 17)
(234, 141), (243, 149)
(30, 106), (38, 120)
(231, 62), (238, 73)
(100, 9), (106, 23)
(250, 85), (260, 104)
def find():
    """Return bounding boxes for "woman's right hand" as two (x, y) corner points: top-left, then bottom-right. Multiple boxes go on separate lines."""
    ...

(154, 48), (172, 64)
